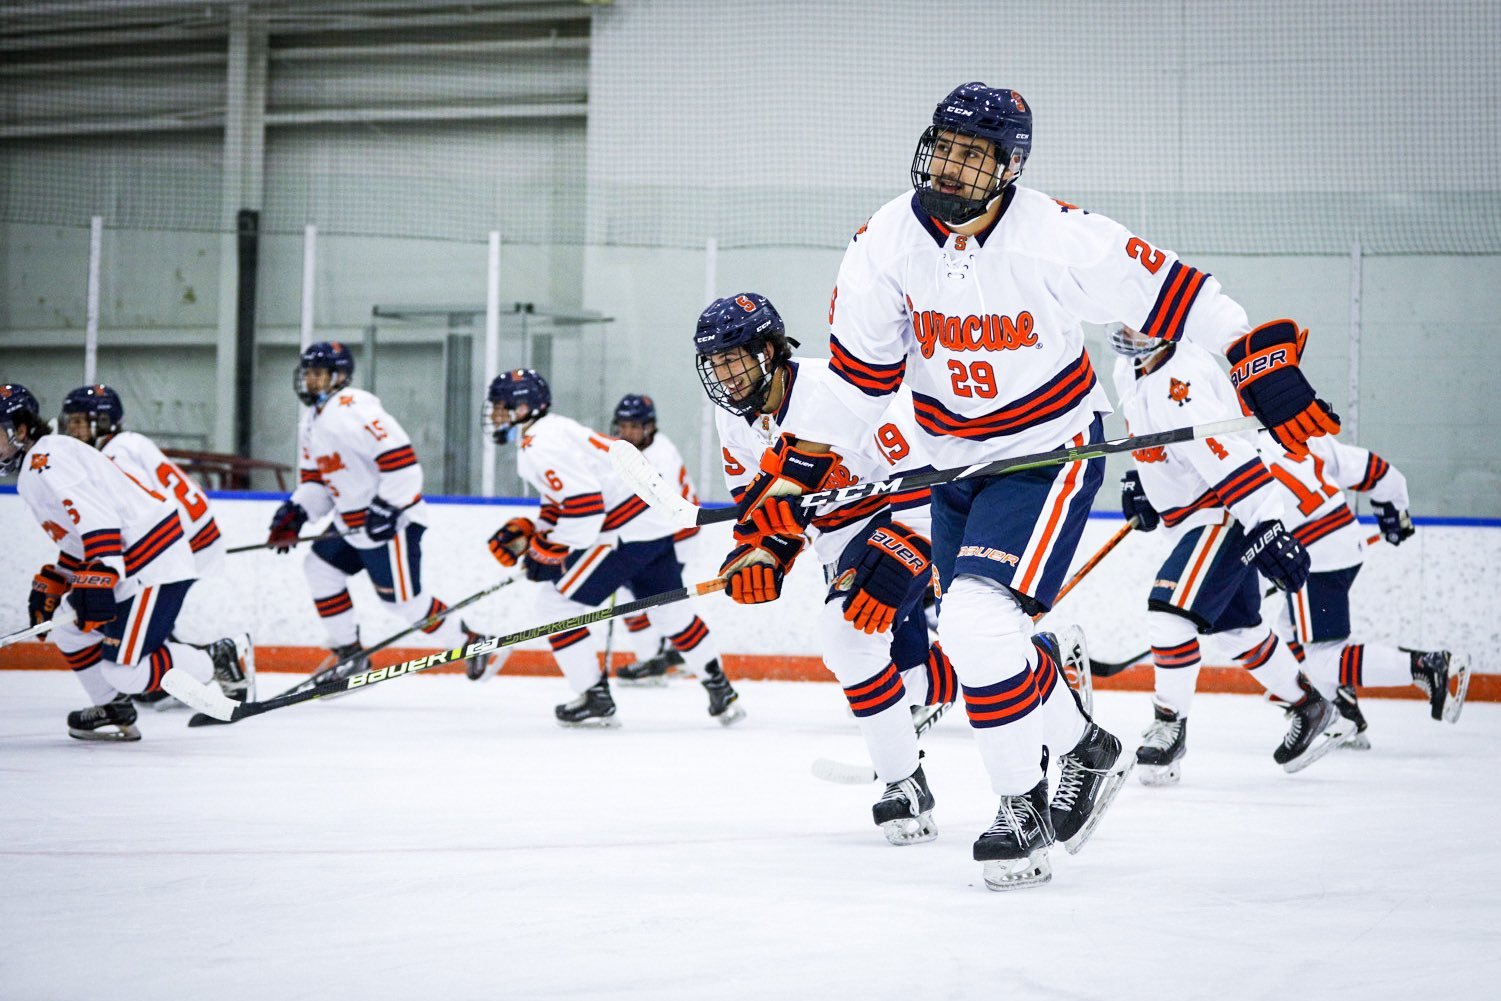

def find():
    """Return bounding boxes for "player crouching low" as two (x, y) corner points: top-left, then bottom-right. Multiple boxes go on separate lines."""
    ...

(5, 384), (251, 740)
(1109, 325), (1352, 783)
(484, 368), (743, 727)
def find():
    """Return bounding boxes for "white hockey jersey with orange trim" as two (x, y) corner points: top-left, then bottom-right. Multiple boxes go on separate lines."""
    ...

(289, 388), (428, 550)
(101, 431), (224, 576)
(1261, 431), (1409, 571)
(804, 185), (1253, 469)
(516, 412), (680, 549)
(1113, 343), (1286, 536)
(17, 433), (196, 596)
(716, 357), (932, 566)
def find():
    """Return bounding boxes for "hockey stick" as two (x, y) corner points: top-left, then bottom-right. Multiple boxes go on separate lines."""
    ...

(187, 574), (521, 726)
(189, 577), (728, 725)
(613, 418), (1262, 530)
(226, 499), (421, 555)
(1090, 531), (1385, 678)
(810, 522), (1135, 784)
(0, 619), (56, 649)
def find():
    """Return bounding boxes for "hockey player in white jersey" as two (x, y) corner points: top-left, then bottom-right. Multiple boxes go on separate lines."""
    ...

(267, 342), (489, 680)
(482, 368), (742, 726)
(58, 384), (227, 709)
(1109, 325), (1351, 783)
(1262, 433), (1467, 744)
(4, 384), (251, 740)
(607, 393), (700, 685)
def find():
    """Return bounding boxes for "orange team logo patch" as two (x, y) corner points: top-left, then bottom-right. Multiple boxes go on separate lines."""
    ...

(41, 520), (67, 542)
(315, 452), (347, 475)
(1168, 378), (1192, 406)
(338, 394), (355, 406)
(29, 452), (49, 472)
(519, 434), (535, 450)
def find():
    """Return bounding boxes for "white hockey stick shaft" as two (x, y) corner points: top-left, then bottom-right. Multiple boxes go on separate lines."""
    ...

(0, 619), (56, 649)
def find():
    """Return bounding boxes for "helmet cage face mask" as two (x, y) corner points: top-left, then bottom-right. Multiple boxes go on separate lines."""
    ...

(1107, 323), (1169, 361)
(695, 345), (777, 419)
(912, 127), (1024, 225)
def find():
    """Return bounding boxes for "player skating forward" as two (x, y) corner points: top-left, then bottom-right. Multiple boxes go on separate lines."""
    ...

(607, 393), (699, 685)
(58, 384), (226, 710)
(1262, 433), (1468, 745)
(1110, 325), (1351, 784)
(268, 342), (490, 680)
(483, 368), (743, 726)
(695, 292), (993, 845)
(4, 384), (251, 741)
(789, 82), (1329, 887)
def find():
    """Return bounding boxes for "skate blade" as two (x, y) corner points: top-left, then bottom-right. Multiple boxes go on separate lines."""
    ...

(555, 716), (621, 729)
(1341, 731), (1372, 751)
(811, 758), (877, 785)
(1138, 761), (1181, 786)
(981, 850), (1052, 891)
(1064, 757), (1135, 855)
(68, 723), (142, 742)
(1282, 719), (1355, 774)
(1444, 655), (1470, 724)
(880, 813), (938, 846)
(713, 705), (747, 727)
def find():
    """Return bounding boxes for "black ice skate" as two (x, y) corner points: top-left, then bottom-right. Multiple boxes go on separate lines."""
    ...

(67, 693), (141, 742)
(1051, 721), (1132, 854)
(973, 778), (1055, 891)
(202, 633), (256, 700)
(616, 638), (686, 687)
(555, 679), (620, 728)
(1333, 685), (1371, 750)
(1410, 650), (1469, 723)
(700, 661), (745, 726)
(463, 622), (500, 682)
(1136, 701), (1188, 785)
(872, 763), (938, 846)
(1272, 677), (1352, 773)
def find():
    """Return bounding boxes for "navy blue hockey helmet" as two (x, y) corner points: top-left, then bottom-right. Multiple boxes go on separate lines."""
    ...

(693, 293), (793, 418)
(612, 393), (656, 426)
(485, 368), (552, 444)
(911, 82), (1032, 225)
(0, 383), (45, 475)
(61, 383), (124, 444)
(295, 340), (356, 406)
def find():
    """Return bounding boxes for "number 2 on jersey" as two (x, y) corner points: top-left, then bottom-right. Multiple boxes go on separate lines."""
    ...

(156, 461), (208, 519)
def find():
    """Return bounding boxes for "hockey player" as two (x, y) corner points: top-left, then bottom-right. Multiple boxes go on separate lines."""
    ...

(1262, 433), (1468, 745)
(1110, 323), (1351, 783)
(5, 383), (250, 740)
(778, 83), (1296, 888)
(482, 368), (743, 726)
(59, 383), (226, 709)
(267, 342), (490, 681)
(607, 392), (698, 685)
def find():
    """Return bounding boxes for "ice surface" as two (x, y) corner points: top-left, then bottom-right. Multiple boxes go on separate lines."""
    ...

(1, 671), (1496, 1001)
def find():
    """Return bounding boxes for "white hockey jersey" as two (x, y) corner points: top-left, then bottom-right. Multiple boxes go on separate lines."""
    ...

(805, 185), (1254, 469)
(518, 411), (680, 548)
(17, 432), (196, 596)
(289, 388), (428, 549)
(641, 430), (701, 542)
(1113, 342), (1285, 536)
(1261, 431), (1409, 572)
(100, 431), (224, 576)
(716, 357), (932, 566)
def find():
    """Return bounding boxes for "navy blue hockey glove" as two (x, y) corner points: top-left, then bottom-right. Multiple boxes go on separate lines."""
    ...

(1241, 520), (1310, 593)
(523, 534), (571, 583)
(1371, 501), (1415, 546)
(1120, 470), (1159, 532)
(840, 522), (932, 635)
(1225, 319), (1340, 457)
(29, 564), (70, 626)
(364, 496), (402, 543)
(66, 561), (120, 631)
(267, 500), (308, 554)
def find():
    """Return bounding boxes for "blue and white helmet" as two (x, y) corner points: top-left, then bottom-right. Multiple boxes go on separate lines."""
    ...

(294, 341), (356, 406)
(484, 368), (552, 444)
(693, 292), (793, 418)
(61, 383), (124, 444)
(0, 383), (45, 475)
(911, 82), (1032, 225)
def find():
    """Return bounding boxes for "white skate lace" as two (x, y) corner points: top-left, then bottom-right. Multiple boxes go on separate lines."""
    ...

(1282, 709), (1305, 749)
(1140, 718), (1180, 751)
(880, 776), (919, 812)
(983, 796), (1038, 837)
(1052, 762), (1085, 812)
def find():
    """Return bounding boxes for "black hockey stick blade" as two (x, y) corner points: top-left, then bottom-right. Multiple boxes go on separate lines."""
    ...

(1089, 650), (1148, 677)
(194, 577), (729, 726)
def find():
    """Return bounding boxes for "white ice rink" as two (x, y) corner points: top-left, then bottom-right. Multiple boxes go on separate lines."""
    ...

(1, 670), (1496, 1001)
